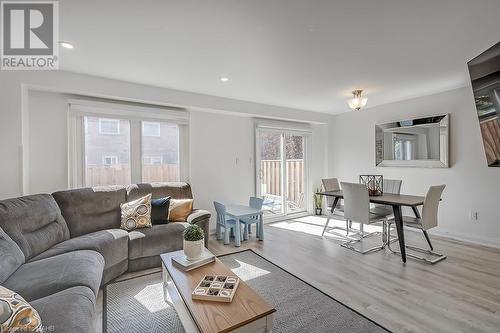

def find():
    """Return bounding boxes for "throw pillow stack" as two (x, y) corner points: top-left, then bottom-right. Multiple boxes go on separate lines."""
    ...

(120, 194), (194, 231)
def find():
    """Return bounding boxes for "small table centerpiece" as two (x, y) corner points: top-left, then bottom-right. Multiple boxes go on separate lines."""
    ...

(359, 175), (384, 196)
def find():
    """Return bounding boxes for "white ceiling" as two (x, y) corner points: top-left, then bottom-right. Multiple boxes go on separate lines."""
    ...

(59, 0), (500, 114)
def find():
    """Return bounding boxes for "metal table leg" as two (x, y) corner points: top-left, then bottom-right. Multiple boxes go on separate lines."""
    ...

(392, 205), (407, 263)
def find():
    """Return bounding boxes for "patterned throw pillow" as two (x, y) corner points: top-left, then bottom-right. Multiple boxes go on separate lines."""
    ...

(120, 194), (152, 231)
(168, 199), (193, 222)
(0, 286), (42, 332)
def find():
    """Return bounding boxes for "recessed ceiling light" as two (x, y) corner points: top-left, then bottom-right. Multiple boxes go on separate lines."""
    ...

(220, 76), (229, 82)
(59, 41), (74, 49)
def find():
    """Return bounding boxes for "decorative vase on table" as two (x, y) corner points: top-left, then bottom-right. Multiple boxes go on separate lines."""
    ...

(183, 224), (205, 261)
(359, 175), (384, 196)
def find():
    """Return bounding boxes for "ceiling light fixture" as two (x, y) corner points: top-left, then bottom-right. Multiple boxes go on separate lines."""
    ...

(59, 41), (74, 49)
(347, 89), (368, 110)
(220, 76), (229, 83)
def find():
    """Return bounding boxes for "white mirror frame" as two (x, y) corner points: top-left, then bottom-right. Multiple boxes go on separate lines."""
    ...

(375, 114), (449, 168)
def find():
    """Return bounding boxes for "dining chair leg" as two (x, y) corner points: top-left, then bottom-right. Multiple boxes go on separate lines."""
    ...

(382, 220), (387, 244)
(322, 215), (331, 236)
(234, 218), (241, 247)
(216, 222), (222, 240)
(259, 215), (264, 240)
(223, 228), (230, 245)
(422, 230), (433, 251)
(243, 223), (249, 241)
(248, 224), (252, 234)
(345, 219), (350, 235)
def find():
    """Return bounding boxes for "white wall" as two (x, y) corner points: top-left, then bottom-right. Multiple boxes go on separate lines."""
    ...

(329, 87), (500, 247)
(189, 111), (256, 225)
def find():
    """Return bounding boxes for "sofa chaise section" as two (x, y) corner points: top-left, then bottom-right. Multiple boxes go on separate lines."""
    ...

(31, 286), (97, 333)
(3, 250), (104, 302)
(30, 228), (129, 285)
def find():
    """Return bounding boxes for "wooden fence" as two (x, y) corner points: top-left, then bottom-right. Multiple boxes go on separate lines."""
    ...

(142, 164), (179, 183)
(260, 159), (304, 203)
(85, 164), (179, 186)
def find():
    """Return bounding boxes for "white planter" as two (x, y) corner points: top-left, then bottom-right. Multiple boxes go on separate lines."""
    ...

(183, 238), (204, 261)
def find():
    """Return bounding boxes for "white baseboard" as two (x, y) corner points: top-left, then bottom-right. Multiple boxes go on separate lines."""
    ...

(428, 229), (500, 250)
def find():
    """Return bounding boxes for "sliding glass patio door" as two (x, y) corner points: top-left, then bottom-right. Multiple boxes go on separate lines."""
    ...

(256, 128), (308, 219)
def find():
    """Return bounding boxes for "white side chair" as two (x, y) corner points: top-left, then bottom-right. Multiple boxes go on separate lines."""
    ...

(340, 182), (387, 254)
(321, 178), (349, 237)
(387, 185), (446, 264)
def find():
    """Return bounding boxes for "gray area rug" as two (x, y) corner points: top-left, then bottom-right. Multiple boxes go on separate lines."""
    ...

(105, 250), (389, 333)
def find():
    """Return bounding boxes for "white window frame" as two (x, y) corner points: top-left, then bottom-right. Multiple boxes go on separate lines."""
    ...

(68, 99), (189, 188)
(255, 119), (312, 222)
(142, 121), (161, 137)
(98, 118), (120, 135)
(102, 155), (118, 166)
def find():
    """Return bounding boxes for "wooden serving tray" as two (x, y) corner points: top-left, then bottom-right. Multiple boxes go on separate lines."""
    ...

(192, 274), (240, 302)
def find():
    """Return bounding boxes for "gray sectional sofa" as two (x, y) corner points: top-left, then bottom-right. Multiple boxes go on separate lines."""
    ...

(0, 182), (210, 333)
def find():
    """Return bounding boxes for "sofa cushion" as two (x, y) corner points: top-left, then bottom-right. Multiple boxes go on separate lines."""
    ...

(4, 250), (104, 302)
(127, 182), (193, 201)
(31, 286), (95, 333)
(0, 194), (70, 261)
(0, 285), (42, 332)
(128, 223), (188, 261)
(52, 186), (126, 237)
(30, 229), (129, 284)
(0, 227), (25, 284)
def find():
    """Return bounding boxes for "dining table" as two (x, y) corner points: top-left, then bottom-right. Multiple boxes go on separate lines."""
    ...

(316, 190), (427, 263)
(223, 204), (264, 247)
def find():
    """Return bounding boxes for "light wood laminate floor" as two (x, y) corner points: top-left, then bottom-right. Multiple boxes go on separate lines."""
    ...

(208, 216), (500, 333)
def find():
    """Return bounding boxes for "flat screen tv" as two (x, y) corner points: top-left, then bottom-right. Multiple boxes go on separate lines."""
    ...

(467, 41), (500, 167)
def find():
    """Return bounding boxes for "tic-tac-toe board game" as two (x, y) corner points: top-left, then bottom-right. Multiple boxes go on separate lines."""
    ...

(191, 274), (240, 303)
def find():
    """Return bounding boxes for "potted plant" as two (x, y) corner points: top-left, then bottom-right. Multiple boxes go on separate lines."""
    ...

(313, 187), (323, 215)
(183, 224), (205, 261)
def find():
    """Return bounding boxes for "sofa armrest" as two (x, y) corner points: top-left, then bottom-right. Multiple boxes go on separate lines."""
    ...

(187, 209), (211, 246)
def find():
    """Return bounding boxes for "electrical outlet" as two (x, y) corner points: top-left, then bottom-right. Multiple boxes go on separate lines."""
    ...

(470, 210), (478, 221)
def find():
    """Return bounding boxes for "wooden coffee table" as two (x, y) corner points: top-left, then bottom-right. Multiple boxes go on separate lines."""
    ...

(160, 250), (276, 333)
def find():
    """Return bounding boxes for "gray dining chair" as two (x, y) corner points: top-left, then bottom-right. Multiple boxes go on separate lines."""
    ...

(370, 179), (402, 245)
(321, 178), (349, 237)
(387, 185), (446, 264)
(240, 197), (264, 240)
(340, 182), (387, 254)
(214, 201), (244, 245)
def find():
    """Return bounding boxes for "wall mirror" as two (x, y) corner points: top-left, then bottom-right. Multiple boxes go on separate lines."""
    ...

(375, 114), (449, 168)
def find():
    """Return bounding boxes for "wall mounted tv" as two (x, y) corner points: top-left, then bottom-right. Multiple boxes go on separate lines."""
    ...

(467, 41), (500, 167)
